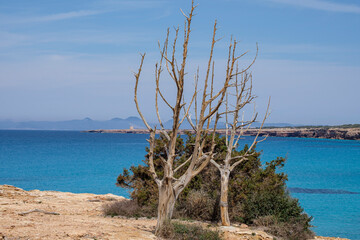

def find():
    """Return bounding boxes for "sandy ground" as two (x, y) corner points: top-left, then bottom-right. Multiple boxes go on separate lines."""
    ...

(0, 185), (156, 240)
(0, 185), (349, 240)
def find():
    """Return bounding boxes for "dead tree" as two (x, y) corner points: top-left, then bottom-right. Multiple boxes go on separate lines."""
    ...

(210, 69), (270, 226)
(134, 1), (256, 235)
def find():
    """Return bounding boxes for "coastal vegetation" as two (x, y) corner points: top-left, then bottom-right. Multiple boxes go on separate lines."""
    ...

(114, 133), (314, 239)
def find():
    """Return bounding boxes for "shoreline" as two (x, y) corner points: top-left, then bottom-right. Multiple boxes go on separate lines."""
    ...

(0, 185), (350, 240)
(84, 127), (360, 140)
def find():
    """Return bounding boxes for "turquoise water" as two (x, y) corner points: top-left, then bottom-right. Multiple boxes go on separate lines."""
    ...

(0, 130), (359, 239)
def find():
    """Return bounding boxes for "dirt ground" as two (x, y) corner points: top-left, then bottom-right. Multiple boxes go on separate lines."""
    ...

(0, 185), (349, 240)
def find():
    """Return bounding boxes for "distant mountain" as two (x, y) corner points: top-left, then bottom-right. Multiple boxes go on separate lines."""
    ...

(0, 117), (296, 131)
(0, 117), (147, 131)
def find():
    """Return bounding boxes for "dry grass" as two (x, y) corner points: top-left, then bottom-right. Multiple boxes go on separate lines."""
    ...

(254, 215), (315, 240)
(159, 221), (223, 240)
(103, 200), (141, 217)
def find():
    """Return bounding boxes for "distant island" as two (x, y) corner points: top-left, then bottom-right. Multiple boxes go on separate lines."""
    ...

(0, 116), (296, 130)
(0, 117), (147, 131)
(85, 127), (360, 140)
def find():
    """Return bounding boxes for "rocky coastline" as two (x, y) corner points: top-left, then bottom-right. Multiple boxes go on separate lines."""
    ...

(85, 127), (360, 140)
(0, 185), (350, 240)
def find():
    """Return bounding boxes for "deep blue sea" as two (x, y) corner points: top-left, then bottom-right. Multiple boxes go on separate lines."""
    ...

(0, 130), (359, 239)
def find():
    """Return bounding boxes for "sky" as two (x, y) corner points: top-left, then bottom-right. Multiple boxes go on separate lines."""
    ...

(0, 0), (359, 125)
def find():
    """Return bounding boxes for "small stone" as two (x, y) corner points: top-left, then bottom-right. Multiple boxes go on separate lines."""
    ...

(219, 226), (238, 232)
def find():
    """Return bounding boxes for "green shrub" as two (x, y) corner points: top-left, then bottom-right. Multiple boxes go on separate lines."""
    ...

(157, 221), (222, 240)
(115, 133), (314, 239)
(171, 222), (222, 240)
(254, 215), (314, 240)
(175, 189), (216, 221)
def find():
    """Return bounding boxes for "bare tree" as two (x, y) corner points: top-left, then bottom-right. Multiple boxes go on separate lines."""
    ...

(134, 1), (256, 234)
(210, 69), (270, 226)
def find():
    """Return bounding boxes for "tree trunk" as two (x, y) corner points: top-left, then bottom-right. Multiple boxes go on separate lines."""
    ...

(220, 169), (230, 226)
(155, 180), (177, 236)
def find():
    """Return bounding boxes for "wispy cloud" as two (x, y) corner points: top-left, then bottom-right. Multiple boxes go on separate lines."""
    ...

(24, 10), (105, 23)
(0, 10), (106, 25)
(27, 0), (165, 23)
(0, 1), (165, 25)
(266, 0), (360, 13)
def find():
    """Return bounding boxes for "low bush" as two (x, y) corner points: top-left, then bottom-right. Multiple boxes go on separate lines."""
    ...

(175, 190), (216, 221)
(159, 221), (222, 240)
(103, 200), (142, 218)
(254, 215), (315, 240)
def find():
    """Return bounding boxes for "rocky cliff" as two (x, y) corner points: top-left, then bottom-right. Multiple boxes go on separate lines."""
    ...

(241, 128), (360, 140)
(86, 128), (360, 140)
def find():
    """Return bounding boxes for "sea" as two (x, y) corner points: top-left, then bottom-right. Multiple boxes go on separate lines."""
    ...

(0, 130), (359, 239)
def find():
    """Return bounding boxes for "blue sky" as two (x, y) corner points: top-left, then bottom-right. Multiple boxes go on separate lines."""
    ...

(0, 0), (359, 125)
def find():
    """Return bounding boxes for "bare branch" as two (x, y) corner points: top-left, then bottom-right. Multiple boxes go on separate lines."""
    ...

(19, 209), (60, 216)
(147, 130), (161, 185)
(232, 43), (259, 77)
(210, 159), (221, 170)
(191, 153), (213, 177)
(206, 60), (216, 130)
(180, 8), (189, 20)
(159, 155), (168, 165)
(229, 157), (246, 171)
(174, 155), (192, 173)
(180, 90), (196, 126)
(225, 92), (229, 147)
(134, 53), (152, 130)
(195, 67), (199, 126)
(245, 96), (271, 155)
